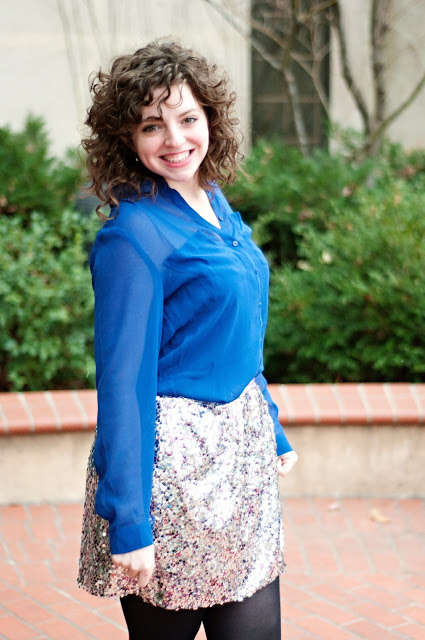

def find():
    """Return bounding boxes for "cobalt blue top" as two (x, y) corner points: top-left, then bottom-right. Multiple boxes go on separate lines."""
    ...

(90, 179), (292, 554)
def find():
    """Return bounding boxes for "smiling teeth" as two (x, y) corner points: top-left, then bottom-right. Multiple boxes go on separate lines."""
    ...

(163, 151), (190, 163)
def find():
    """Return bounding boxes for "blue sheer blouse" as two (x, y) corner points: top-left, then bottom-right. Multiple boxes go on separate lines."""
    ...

(90, 180), (292, 554)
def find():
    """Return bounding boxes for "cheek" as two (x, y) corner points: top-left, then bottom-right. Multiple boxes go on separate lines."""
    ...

(135, 138), (156, 162)
(199, 122), (210, 151)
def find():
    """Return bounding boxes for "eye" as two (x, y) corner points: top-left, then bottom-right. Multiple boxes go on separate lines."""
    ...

(142, 124), (159, 133)
(183, 116), (197, 125)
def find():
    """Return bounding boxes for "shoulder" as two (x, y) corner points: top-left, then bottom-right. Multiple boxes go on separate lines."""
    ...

(93, 194), (165, 254)
(90, 199), (162, 273)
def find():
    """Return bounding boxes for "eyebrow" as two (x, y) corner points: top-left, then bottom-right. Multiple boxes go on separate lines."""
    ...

(140, 108), (200, 123)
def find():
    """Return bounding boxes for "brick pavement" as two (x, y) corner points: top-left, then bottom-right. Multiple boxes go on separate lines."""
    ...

(0, 499), (424, 639)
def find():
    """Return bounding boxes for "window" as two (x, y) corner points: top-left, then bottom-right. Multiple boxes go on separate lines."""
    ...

(251, 1), (330, 148)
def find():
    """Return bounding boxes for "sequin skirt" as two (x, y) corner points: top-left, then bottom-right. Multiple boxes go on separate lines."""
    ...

(78, 380), (285, 609)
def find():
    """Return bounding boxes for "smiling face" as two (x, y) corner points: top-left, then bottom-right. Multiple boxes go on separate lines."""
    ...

(132, 83), (210, 191)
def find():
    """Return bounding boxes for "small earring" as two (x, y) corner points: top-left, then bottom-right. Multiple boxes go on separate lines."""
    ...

(135, 155), (140, 162)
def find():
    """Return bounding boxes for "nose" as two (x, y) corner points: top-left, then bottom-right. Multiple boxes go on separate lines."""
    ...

(164, 124), (185, 148)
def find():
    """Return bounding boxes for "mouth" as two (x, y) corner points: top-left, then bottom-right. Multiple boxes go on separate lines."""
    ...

(161, 150), (193, 164)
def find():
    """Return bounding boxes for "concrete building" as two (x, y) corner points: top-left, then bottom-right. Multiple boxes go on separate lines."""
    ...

(0, 0), (424, 153)
(0, 0), (251, 155)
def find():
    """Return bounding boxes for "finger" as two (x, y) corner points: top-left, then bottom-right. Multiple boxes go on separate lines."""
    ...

(277, 453), (298, 477)
(126, 567), (140, 578)
(278, 461), (294, 477)
(111, 554), (123, 568)
(137, 568), (153, 588)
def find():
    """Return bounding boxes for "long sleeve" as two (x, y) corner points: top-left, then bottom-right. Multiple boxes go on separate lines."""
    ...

(254, 372), (293, 456)
(91, 228), (163, 554)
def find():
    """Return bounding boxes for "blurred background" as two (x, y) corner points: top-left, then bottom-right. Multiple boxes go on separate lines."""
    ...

(1, 3), (425, 639)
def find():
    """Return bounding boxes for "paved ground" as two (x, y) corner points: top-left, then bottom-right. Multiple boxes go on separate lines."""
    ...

(0, 499), (424, 640)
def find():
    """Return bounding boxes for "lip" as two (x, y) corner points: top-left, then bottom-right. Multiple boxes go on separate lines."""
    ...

(160, 149), (194, 168)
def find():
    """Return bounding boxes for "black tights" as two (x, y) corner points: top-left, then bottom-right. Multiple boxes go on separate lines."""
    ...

(120, 577), (281, 640)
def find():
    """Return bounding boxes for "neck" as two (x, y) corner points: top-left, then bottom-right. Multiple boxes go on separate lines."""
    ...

(166, 179), (203, 202)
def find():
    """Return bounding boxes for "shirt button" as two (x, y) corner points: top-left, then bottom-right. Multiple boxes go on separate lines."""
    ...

(218, 215), (224, 221)
(232, 240), (239, 247)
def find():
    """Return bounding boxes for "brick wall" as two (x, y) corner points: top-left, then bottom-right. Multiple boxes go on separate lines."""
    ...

(1, 384), (424, 434)
(1, 385), (424, 502)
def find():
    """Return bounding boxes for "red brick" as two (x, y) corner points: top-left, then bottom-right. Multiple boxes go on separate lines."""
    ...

(281, 573), (317, 588)
(409, 383), (425, 422)
(405, 589), (425, 606)
(73, 390), (97, 429)
(355, 585), (411, 609)
(308, 384), (342, 424)
(4, 598), (51, 625)
(0, 562), (22, 585)
(302, 599), (357, 625)
(0, 394), (33, 434)
(49, 601), (104, 628)
(386, 384), (421, 423)
(36, 617), (94, 640)
(398, 605), (425, 625)
(47, 391), (86, 431)
(301, 539), (340, 573)
(281, 601), (309, 621)
(398, 499), (425, 529)
(280, 583), (314, 604)
(366, 574), (418, 593)
(195, 625), (207, 640)
(1, 521), (33, 545)
(19, 540), (56, 562)
(18, 562), (53, 585)
(323, 574), (365, 591)
(283, 633), (315, 640)
(332, 384), (369, 423)
(350, 601), (408, 627)
(49, 560), (80, 583)
(0, 585), (22, 603)
(268, 385), (290, 425)
(27, 503), (56, 521)
(2, 497), (425, 640)
(359, 383), (394, 423)
(0, 615), (39, 640)
(280, 385), (317, 425)
(88, 621), (127, 640)
(296, 615), (357, 639)
(345, 619), (395, 639)
(95, 604), (126, 625)
(4, 539), (28, 564)
(308, 583), (362, 608)
(332, 536), (373, 573)
(367, 549), (404, 574)
(396, 622), (425, 639)
(55, 503), (84, 520)
(0, 504), (28, 522)
(20, 392), (58, 433)
(20, 584), (65, 606)
(55, 583), (102, 608)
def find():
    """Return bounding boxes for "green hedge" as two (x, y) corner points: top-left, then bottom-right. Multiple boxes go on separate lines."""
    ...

(2, 120), (425, 388)
(225, 140), (425, 382)
(0, 117), (98, 391)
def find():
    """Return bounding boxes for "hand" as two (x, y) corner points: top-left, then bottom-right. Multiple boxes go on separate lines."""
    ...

(111, 544), (155, 588)
(277, 450), (298, 478)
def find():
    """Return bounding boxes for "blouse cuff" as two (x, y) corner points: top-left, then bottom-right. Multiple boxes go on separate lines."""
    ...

(109, 521), (154, 555)
(275, 430), (293, 457)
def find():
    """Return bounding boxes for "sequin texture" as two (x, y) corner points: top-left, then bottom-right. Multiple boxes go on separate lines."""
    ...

(78, 380), (285, 609)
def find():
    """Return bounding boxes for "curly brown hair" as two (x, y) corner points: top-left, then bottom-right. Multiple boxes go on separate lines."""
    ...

(82, 39), (241, 217)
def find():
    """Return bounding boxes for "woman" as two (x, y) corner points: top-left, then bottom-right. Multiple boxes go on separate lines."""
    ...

(78, 39), (298, 640)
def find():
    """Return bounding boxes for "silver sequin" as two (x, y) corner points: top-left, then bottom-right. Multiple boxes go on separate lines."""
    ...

(77, 380), (285, 609)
